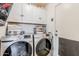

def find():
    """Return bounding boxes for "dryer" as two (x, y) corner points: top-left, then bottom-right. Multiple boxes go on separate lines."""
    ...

(34, 33), (53, 56)
(1, 34), (33, 56)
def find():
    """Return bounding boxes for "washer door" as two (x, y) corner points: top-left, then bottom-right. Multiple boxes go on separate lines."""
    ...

(36, 38), (51, 56)
(3, 41), (32, 56)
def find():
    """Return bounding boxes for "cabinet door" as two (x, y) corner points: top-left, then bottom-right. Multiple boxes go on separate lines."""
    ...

(7, 3), (22, 22)
(23, 4), (46, 24)
(32, 7), (46, 24)
(37, 8), (46, 24)
(32, 7), (42, 23)
(22, 4), (33, 23)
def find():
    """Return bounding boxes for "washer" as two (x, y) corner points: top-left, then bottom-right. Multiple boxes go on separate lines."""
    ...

(1, 34), (33, 56)
(34, 33), (53, 56)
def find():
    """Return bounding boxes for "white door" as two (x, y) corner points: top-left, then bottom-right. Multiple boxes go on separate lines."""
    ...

(7, 3), (22, 22)
(22, 4), (33, 23)
(32, 6), (46, 24)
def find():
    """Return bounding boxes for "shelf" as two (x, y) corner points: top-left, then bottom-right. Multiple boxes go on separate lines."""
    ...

(7, 21), (46, 26)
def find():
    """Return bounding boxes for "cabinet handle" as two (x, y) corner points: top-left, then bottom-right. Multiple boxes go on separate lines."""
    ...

(38, 17), (42, 20)
(20, 14), (24, 17)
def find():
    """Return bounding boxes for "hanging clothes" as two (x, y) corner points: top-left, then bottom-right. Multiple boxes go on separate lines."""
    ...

(2, 3), (11, 11)
(0, 3), (12, 21)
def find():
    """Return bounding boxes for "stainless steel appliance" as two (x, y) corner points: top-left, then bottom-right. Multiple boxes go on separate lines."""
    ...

(1, 33), (33, 56)
(33, 33), (53, 56)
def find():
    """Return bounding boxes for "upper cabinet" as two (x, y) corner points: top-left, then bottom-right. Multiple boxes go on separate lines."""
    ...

(7, 3), (46, 24)
(22, 4), (46, 24)
(7, 3), (22, 22)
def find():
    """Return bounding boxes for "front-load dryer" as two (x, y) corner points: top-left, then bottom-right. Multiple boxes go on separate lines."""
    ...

(1, 34), (33, 56)
(33, 33), (53, 56)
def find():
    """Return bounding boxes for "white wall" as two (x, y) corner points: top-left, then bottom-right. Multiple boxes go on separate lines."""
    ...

(46, 4), (55, 33)
(46, 4), (59, 56)
(56, 3), (79, 41)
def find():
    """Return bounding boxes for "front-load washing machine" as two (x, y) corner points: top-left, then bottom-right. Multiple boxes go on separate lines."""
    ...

(34, 33), (53, 56)
(1, 34), (33, 56)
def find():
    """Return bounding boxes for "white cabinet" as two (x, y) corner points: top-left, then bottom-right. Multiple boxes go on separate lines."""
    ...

(7, 3), (22, 22)
(22, 4), (33, 23)
(32, 7), (46, 24)
(22, 4), (46, 24)
(7, 3), (46, 24)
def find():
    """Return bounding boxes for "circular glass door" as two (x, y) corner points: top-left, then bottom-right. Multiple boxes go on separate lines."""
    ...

(36, 38), (51, 56)
(3, 41), (32, 56)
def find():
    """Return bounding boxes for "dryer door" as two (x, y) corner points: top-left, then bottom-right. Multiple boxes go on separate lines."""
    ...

(3, 41), (32, 56)
(36, 38), (51, 56)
